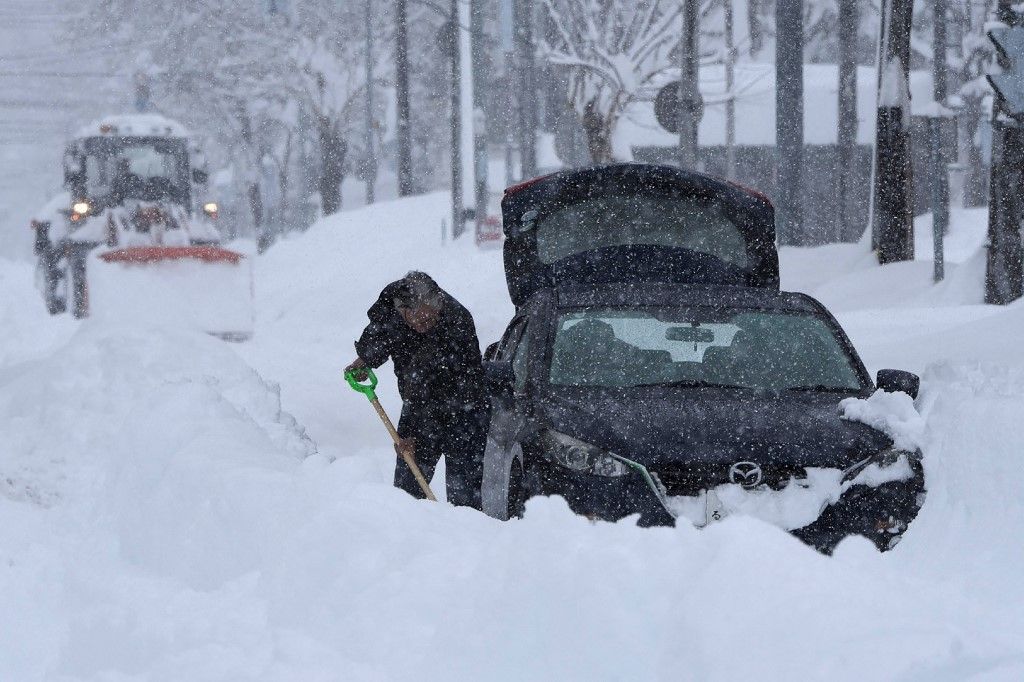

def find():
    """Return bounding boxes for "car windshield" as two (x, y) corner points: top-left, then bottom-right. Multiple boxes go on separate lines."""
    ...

(549, 307), (865, 392)
(535, 193), (748, 268)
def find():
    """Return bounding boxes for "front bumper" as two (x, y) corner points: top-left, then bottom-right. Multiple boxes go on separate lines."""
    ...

(532, 454), (925, 551)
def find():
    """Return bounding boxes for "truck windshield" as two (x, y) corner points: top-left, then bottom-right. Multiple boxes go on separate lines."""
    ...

(549, 308), (864, 392)
(81, 137), (188, 203)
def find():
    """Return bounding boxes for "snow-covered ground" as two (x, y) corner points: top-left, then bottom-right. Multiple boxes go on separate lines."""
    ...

(2, 197), (1023, 680)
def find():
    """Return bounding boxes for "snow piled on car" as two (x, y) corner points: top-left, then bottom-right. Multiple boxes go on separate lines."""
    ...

(1, 195), (1024, 679)
(840, 388), (925, 451)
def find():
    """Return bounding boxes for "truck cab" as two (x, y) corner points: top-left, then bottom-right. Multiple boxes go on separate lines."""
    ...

(36, 114), (223, 317)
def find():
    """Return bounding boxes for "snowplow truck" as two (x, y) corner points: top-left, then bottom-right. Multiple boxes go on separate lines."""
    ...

(32, 114), (252, 339)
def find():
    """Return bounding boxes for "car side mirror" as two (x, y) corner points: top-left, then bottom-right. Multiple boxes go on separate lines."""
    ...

(876, 369), (920, 399)
(483, 360), (514, 398)
(484, 341), (499, 361)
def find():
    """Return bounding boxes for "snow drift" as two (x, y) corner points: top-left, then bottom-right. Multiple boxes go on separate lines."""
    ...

(2, 195), (1024, 680)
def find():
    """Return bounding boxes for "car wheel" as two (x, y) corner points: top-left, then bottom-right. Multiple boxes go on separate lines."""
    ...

(507, 459), (527, 519)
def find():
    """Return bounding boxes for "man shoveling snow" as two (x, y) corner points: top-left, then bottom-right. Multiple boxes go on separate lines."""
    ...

(346, 272), (490, 509)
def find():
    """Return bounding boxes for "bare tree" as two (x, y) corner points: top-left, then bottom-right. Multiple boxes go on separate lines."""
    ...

(542, 0), (682, 163)
(286, 30), (388, 215)
(79, 0), (391, 222)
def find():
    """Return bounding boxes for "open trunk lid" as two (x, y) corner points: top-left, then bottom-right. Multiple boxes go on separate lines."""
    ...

(500, 164), (779, 306)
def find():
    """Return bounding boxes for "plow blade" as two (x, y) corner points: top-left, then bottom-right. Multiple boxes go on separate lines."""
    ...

(90, 245), (254, 340)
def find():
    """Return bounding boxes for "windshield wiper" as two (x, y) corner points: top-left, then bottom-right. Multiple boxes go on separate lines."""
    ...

(786, 384), (860, 393)
(631, 379), (754, 390)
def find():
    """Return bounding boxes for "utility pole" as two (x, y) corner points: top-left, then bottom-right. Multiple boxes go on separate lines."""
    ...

(776, 0), (804, 245)
(836, 0), (858, 242)
(133, 72), (151, 113)
(448, 2), (464, 238)
(513, 0), (537, 179)
(723, 0), (736, 179)
(871, 0), (915, 263)
(471, 0), (488, 231)
(395, 0), (414, 196)
(500, 0), (516, 184)
(677, 0), (700, 169)
(364, 0), (377, 205)
(984, 3), (1024, 303)
(928, 0), (950, 281)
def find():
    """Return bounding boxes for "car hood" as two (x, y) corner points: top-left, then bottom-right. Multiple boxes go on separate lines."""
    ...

(541, 389), (892, 473)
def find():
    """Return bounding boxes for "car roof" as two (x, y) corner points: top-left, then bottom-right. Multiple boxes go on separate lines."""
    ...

(552, 282), (821, 314)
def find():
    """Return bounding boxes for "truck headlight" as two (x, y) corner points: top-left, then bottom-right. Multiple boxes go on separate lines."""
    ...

(72, 201), (90, 216)
(540, 430), (630, 477)
(202, 202), (218, 217)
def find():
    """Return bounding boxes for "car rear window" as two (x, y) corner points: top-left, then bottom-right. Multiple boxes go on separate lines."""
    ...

(549, 307), (864, 392)
(535, 193), (749, 268)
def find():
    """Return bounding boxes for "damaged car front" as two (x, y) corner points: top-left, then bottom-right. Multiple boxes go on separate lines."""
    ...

(482, 284), (926, 553)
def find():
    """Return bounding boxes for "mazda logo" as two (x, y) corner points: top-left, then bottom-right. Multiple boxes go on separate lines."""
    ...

(729, 461), (763, 487)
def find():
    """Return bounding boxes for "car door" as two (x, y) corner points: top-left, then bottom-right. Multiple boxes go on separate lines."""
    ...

(480, 313), (533, 519)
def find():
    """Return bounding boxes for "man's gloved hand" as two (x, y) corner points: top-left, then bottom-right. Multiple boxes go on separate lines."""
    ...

(394, 437), (416, 460)
(345, 357), (369, 382)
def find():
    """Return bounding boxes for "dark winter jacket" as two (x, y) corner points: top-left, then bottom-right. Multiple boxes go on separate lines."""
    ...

(355, 280), (487, 411)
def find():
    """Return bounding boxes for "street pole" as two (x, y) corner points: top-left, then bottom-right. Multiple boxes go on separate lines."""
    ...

(677, 0), (699, 169)
(929, 0), (950, 281)
(471, 0), (488, 232)
(724, 0), (736, 179)
(776, 0), (804, 245)
(836, 0), (858, 242)
(449, 0), (464, 239)
(871, 0), (915, 263)
(514, 0), (537, 179)
(395, 0), (414, 196)
(364, 0), (377, 205)
(984, 1), (1024, 304)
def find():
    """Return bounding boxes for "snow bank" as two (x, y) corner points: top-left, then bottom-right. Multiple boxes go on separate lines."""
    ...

(0, 322), (312, 509)
(781, 207), (991, 313)
(3, 192), (1024, 679)
(0, 258), (77, 368)
(0, 322), (315, 677)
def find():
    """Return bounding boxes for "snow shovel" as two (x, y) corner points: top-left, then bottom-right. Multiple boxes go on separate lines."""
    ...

(344, 367), (437, 501)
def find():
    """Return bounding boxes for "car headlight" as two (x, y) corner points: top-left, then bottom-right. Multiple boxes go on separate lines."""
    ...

(540, 430), (631, 477)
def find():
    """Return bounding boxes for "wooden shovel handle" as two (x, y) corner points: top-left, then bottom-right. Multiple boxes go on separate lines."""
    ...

(370, 398), (437, 501)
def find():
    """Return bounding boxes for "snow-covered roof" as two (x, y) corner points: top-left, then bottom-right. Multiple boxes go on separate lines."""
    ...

(75, 113), (191, 140)
(619, 63), (946, 149)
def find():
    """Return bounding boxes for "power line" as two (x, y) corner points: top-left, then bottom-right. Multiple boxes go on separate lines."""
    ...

(0, 71), (121, 78)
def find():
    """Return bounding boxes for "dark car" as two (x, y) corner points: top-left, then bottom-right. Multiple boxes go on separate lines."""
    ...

(480, 283), (925, 551)
(480, 164), (925, 552)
